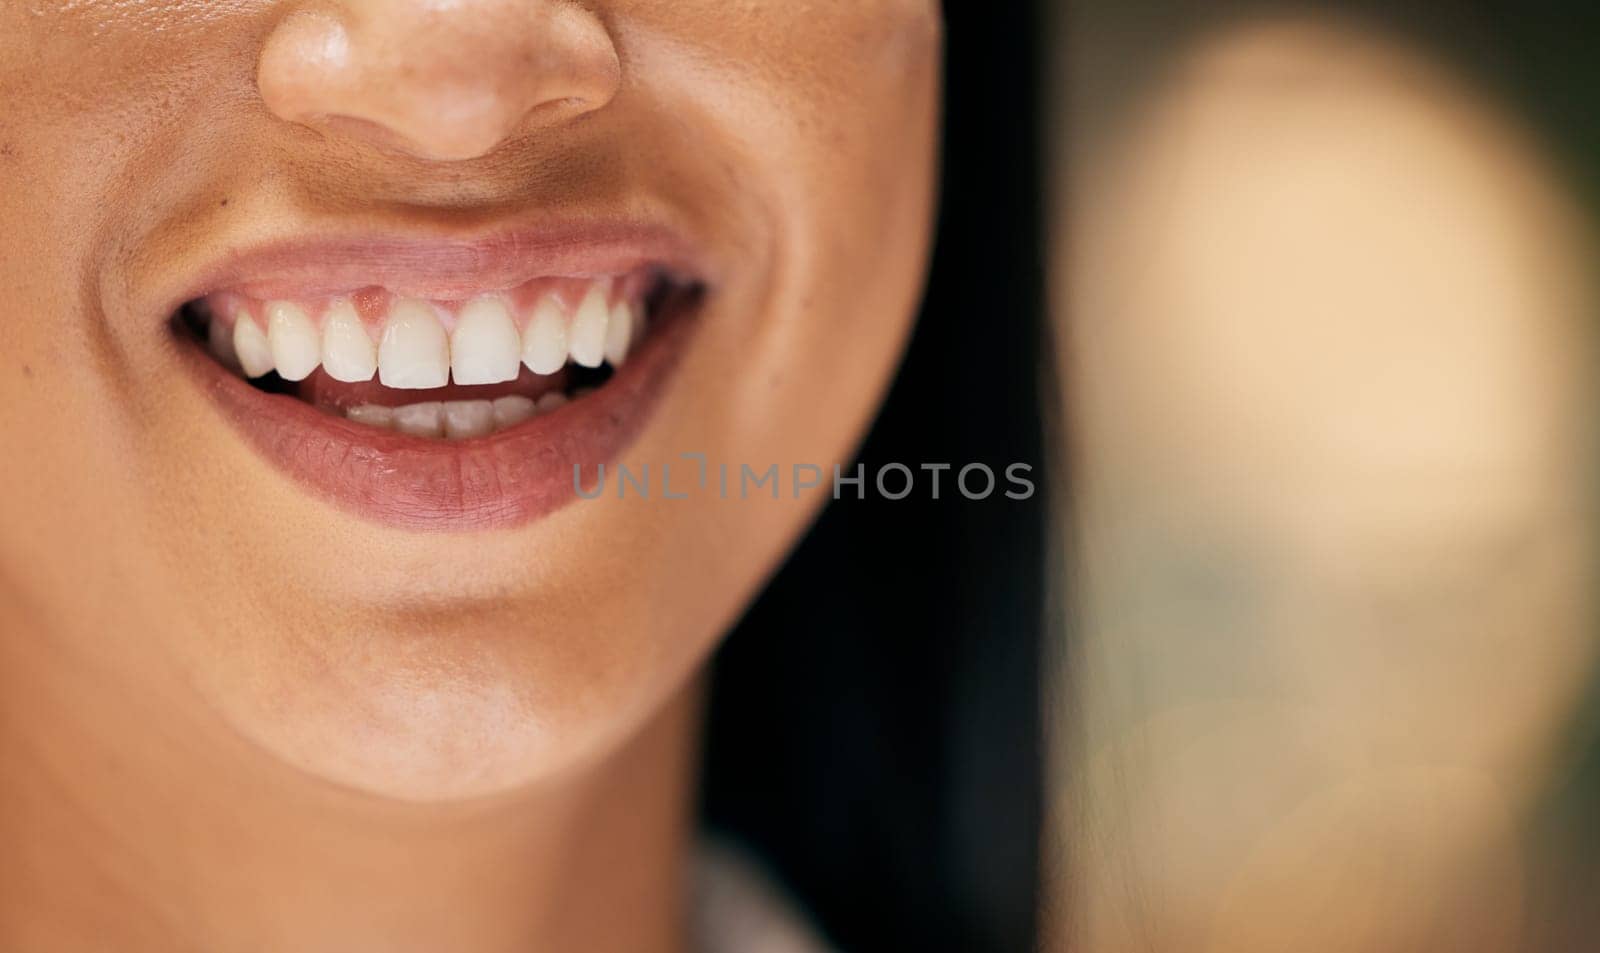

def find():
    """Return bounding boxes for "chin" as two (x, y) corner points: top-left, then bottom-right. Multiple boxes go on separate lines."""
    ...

(199, 598), (703, 802)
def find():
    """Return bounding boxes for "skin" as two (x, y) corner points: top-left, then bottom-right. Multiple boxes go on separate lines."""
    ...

(0, 2), (941, 950)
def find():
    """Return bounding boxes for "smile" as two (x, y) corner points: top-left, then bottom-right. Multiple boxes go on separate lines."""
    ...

(171, 226), (707, 530)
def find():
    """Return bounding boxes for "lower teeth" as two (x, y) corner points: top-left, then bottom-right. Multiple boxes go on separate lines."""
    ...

(345, 391), (575, 439)
(178, 274), (696, 441)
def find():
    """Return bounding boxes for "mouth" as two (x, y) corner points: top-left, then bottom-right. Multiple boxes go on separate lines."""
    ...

(170, 228), (706, 531)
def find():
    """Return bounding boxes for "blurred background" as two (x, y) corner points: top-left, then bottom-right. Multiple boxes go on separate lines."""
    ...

(1048, 3), (1600, 952)
(702, 3), (1600, 951)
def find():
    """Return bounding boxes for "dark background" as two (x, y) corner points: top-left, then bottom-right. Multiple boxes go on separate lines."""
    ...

(706, 4), (1600, 951)
(698, 2), (1049, 952)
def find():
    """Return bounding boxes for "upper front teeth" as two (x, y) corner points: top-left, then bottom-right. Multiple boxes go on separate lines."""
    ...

(208, 278), (645, 387)
(378, 299), (451, 389)
(566, 280), (611, 369)
(266, 302), (320, 382)
(321, 300), (377, 383)
(521, 298), (569, 375)
(450, 297), (522, 385)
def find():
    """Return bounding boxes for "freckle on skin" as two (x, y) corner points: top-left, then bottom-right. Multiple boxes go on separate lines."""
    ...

(22, 365), (33, 377)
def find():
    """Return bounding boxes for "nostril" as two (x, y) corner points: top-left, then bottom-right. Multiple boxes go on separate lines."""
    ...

(256, 2), (622, 163)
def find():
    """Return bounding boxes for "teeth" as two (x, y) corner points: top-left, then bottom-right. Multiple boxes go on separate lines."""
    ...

(568, 280), (611, 369)
(232, 311), (275, 378)
(266, 301), (321, 382)
(604, 299), (634, 367)
(521, 297), (569, 376)
(346, 394), (576, 436)
(216, 277), (652, 421)
(442, 400), (495, 439)
(321, 300), (377, 383)
(492, 395), (536, 429)
(451, 297), (522, 385)
(379, 299), (450, 389)
(346, 404), (394, 429)
(391, 401), (444, 438)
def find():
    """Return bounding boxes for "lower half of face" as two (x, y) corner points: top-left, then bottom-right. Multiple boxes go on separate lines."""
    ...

(0, 1), (941, 800)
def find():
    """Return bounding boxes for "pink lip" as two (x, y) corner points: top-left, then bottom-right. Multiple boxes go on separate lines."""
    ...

(171, 220), (709, 303)
(183, 304), (695, 531)
(169, 222), (708, 531)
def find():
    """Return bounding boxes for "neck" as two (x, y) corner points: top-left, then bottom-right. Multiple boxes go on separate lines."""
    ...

(0, 610), (701, 953)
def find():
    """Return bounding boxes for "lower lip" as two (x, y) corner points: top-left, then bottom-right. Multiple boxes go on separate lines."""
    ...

(181, 306), (696, 532)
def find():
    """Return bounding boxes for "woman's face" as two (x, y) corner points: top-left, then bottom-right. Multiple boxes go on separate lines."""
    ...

(0, 1), (940, 799)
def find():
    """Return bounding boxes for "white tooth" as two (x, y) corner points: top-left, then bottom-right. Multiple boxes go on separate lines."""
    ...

(442, 400), (495, 439)
(207, 314), (240, 370)
(521, 297), (569, 375)
(451, 297), (521, 385)
(568, 281), (611, 369)
(492, 395), (536, 429)
(232, 311), (275, 378)
(603, 298), (634, 367)
(346, 404), (395, 429)
(266, 301), (320, 382)
(379, 299), (450, 389)
(321, 300), (377, 383)
(391, 401), (444, 438)
(535, 391), (568, 413)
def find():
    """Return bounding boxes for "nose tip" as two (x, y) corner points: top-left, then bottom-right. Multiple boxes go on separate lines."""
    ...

(257, 3), (621, 162)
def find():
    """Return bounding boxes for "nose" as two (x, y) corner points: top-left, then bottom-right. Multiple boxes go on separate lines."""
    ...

(257, 1), (621, 162)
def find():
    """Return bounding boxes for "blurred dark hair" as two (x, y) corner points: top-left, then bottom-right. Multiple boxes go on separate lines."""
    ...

(698, 3), (1049, 952)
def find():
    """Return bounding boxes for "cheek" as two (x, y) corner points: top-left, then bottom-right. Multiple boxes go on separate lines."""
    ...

(615, 0), (943, 684)
(0, 0), (942, 802)
(622, 0), (943, 420)
(0, 5), (266, 576)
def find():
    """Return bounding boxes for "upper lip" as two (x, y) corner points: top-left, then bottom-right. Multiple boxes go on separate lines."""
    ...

(164, 218), (711, 310)
(165, 215), (711, 530)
